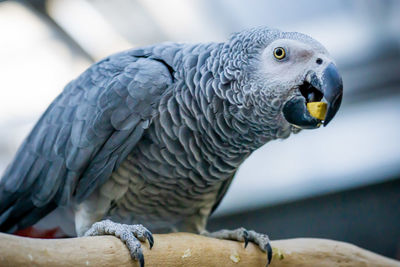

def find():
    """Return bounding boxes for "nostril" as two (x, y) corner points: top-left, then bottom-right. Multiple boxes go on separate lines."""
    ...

(316, 58), (323, 65)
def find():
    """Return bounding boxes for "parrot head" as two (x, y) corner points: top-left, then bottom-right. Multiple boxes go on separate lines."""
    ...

(260, 36), (343, 129)
(227, 27), (343, 137)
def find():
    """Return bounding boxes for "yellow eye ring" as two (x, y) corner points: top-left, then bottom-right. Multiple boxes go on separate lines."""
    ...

(273, 47), (286, 60)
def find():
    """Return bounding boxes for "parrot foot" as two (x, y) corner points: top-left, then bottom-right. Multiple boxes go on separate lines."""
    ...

(201, 227), (272, 266)
(84, 219), (153, 267)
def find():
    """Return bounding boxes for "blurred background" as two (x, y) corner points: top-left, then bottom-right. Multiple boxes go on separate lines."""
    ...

(0, 0), (399, 260)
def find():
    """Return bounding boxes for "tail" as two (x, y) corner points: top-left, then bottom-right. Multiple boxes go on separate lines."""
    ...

(14, 226), (66, 238)
(0, 188), (57, 233)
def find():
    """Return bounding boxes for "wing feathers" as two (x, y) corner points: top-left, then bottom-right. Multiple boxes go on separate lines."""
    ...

(0, 50), (174, 231)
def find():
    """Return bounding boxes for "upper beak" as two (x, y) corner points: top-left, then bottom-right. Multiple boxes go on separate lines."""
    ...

(320, 63), (343, 126)
(282, 63), (343, 129)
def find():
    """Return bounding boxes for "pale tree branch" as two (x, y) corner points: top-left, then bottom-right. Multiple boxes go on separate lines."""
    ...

(0, 232), (398, 266)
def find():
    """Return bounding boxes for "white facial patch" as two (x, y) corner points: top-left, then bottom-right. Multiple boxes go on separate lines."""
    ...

(259, 39), (329, 92)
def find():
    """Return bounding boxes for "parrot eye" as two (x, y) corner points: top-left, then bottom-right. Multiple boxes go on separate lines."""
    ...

(273, 47), (286, 60)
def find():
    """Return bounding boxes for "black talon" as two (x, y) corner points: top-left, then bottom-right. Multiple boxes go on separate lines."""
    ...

(266, 242), (272, 266)
(145, 230), (154, 249)
(243, 230), (249, 248)
(138, 252), (145, 267)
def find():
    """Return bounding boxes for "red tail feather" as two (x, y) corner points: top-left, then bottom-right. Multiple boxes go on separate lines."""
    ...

(14, 226), (66, 238)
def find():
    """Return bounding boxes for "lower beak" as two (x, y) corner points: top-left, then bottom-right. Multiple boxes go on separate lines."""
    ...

(282, 96), (321, 129)
(283, 63), (343, 129)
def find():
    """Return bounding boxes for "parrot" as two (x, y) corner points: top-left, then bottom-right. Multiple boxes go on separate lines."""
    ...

(0, 26), (343, 266)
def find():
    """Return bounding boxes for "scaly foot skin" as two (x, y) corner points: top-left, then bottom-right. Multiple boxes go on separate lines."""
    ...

(202, 227), (272, 266)
(84, 219), (154, 267)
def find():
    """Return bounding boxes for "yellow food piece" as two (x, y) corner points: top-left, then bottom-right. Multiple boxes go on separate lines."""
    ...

(182, 248), (191, 258)
(307, 102), (327, 120)
(272, 247), (285, 260)
(230, 252), (240, 263)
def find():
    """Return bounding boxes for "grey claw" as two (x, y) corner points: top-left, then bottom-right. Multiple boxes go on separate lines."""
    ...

(202, 227), (271, 265)
(243, 230), (249, 248)
(146, 230), (154, 249)
(266, 242), (272, 266)
(138, 252), (145, 267)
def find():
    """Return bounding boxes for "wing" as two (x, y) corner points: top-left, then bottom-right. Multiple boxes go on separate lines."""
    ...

(0, 51), (174, 232)
(209, 173), (235, 216)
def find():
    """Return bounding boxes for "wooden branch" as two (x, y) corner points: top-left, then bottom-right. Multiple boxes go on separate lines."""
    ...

(0, 232), (398, 266)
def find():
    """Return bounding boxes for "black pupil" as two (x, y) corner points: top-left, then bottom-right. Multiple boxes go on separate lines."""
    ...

(275, 48), (283, 57)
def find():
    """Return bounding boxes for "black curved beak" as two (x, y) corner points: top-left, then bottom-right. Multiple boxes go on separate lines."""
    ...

(321, 63), (343, 126)
(283, 63), (343, 129)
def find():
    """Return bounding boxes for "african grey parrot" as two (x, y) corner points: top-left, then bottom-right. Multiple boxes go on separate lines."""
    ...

(0, 26), (342, 266)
